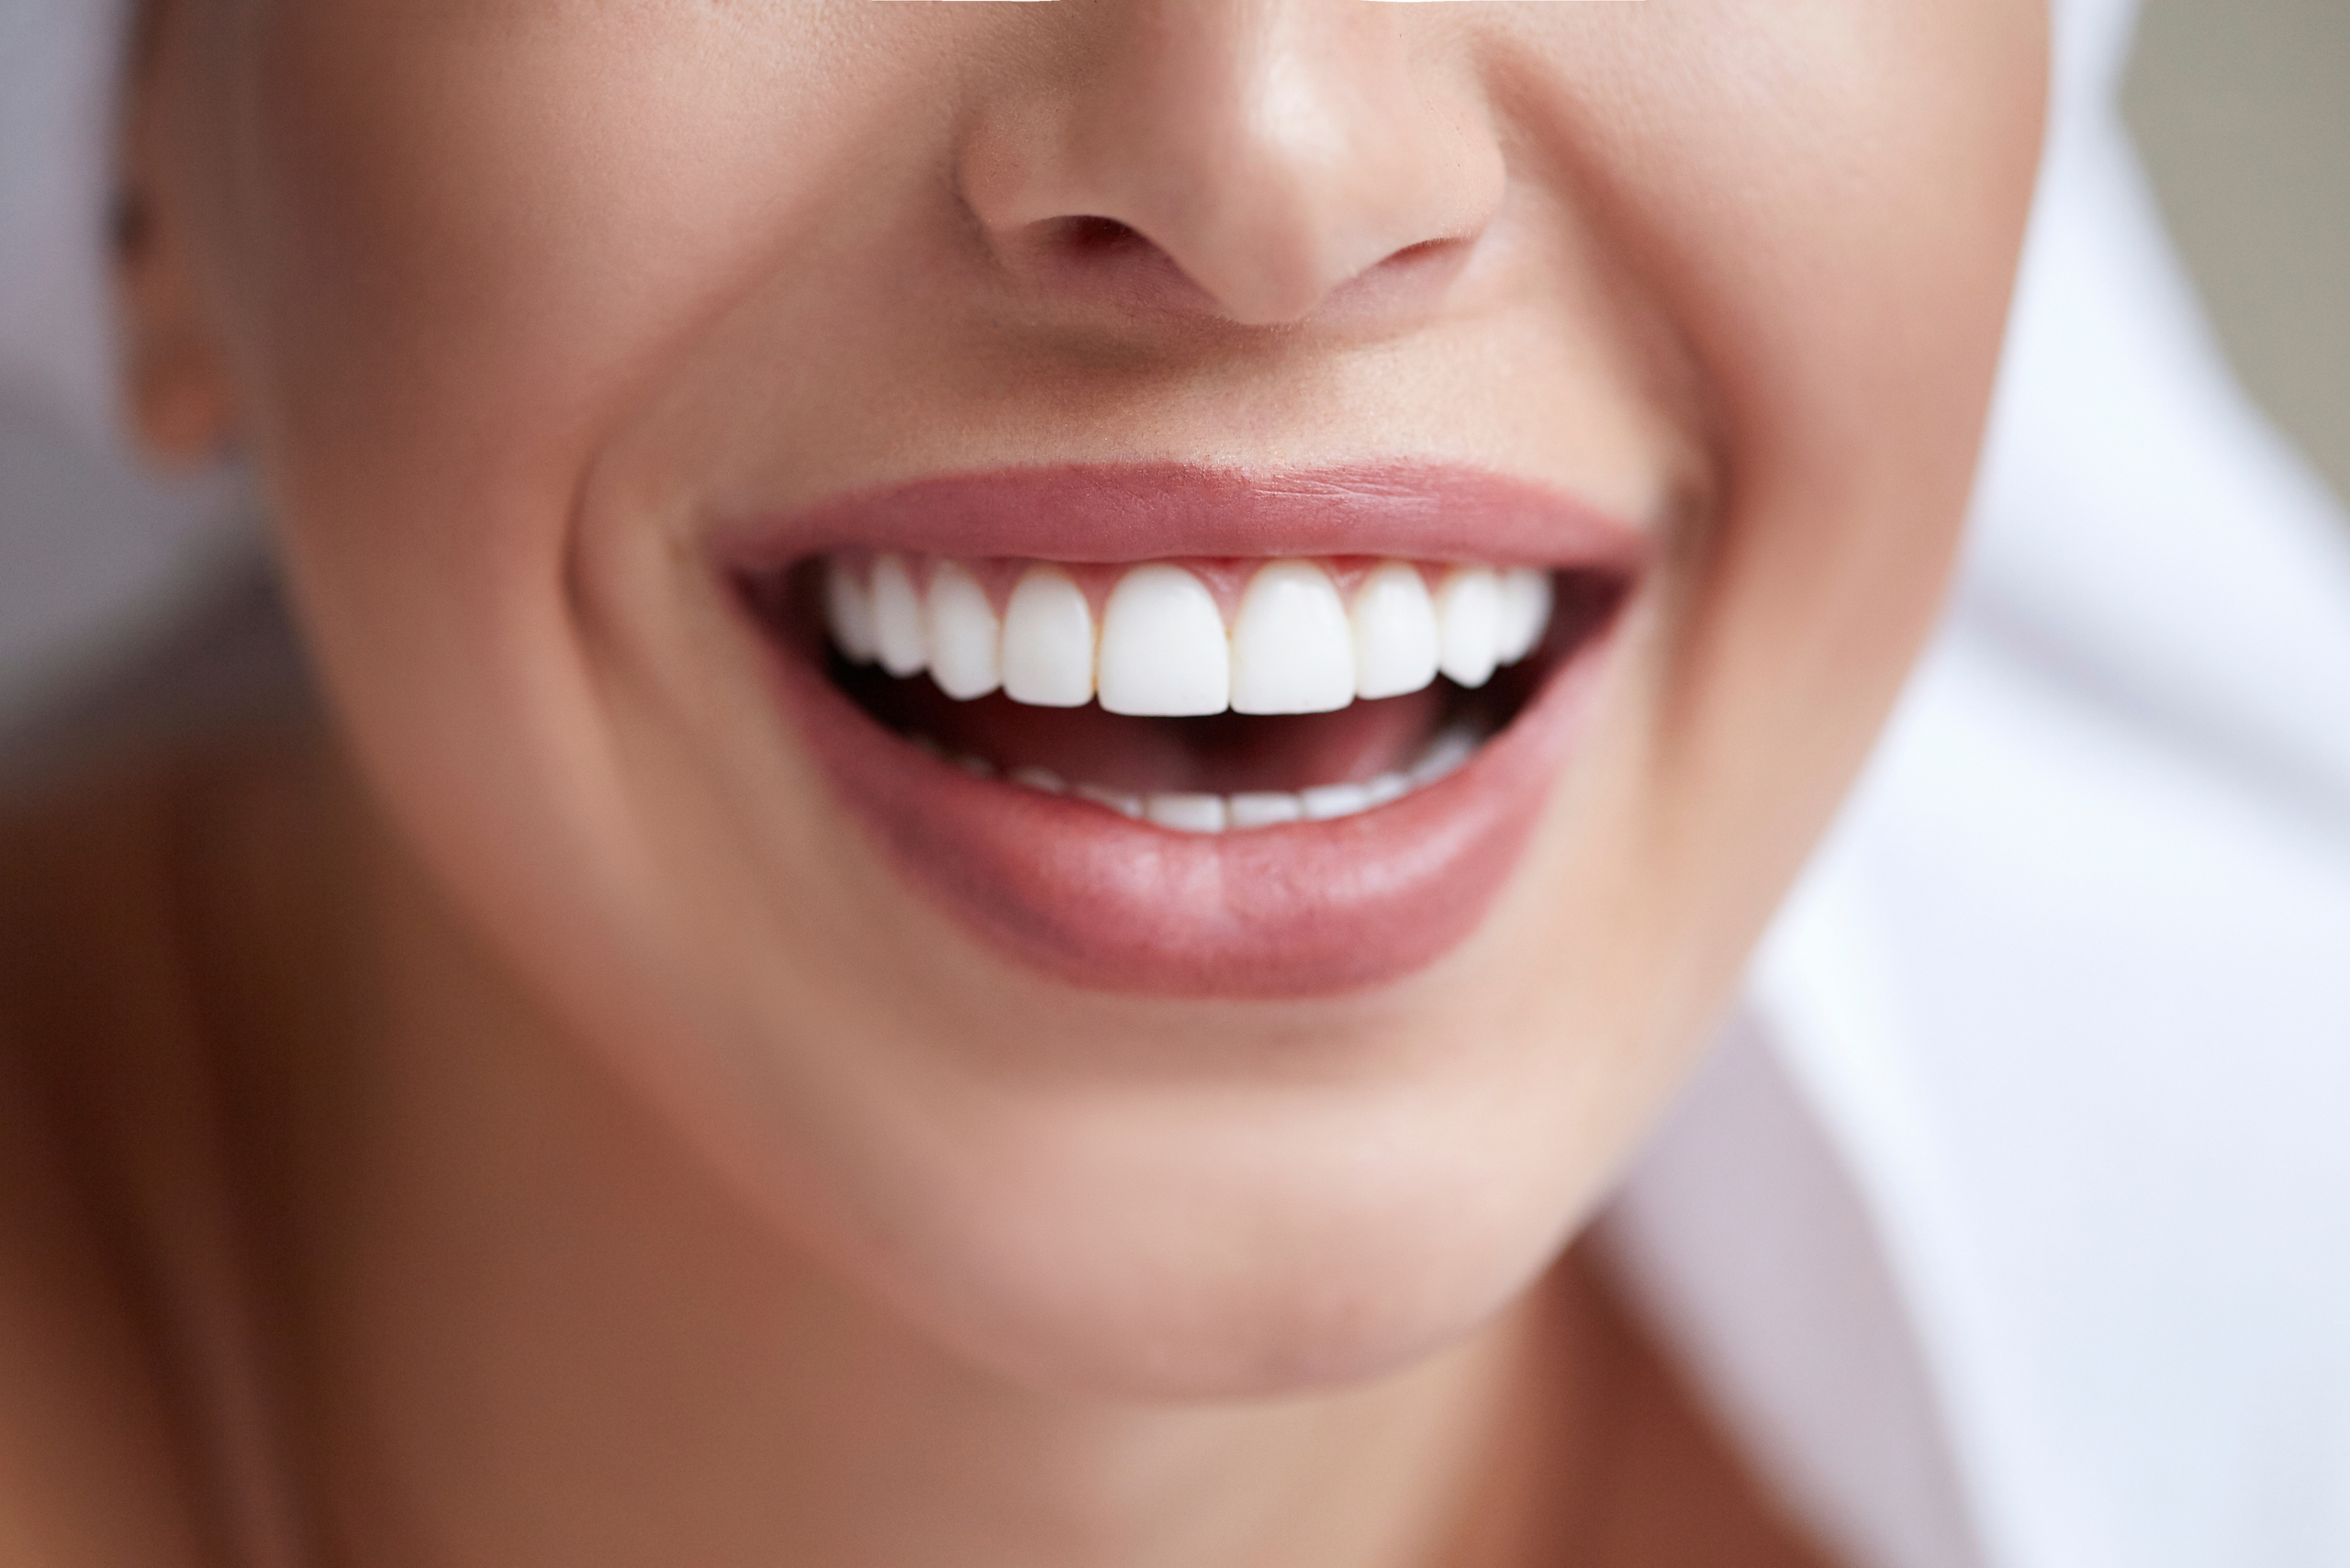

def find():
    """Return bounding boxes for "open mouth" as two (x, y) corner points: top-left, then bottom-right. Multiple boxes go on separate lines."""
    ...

(724, 465), (1642, 998)
(785, 552), (1619, 831)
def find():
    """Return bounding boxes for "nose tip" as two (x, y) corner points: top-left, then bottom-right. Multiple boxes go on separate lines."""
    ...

(959, 0), (1505, 330)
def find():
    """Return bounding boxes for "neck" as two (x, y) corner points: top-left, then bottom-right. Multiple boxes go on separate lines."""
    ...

(256, 807), (1595, 1568)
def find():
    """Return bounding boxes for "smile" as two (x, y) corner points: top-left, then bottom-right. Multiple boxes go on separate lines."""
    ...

(725, 464), (1644, 997)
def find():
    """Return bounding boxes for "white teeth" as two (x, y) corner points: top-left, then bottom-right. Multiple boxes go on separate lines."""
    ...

(871, 554), (928, 678)
(1296, 770), (1410, 823)
(1097, 565), (1230, 717)
(1300, 781), (1374, 821)
(1002, 566), (1097, 707)
(1075, 781), (1144, 819)
(1350, 561), (1441, 700)
(1144, 793), (1229, 834)
(1435, 566), (1503, 689)
(1227, 791), (1305, 828)
(1230, 560), (1355, 714)
(1409, 726), (1478, 786)
(1065, 762), (1450, 829)
(824, 558), (881, 665)
(822, 554), (1557, 707)
(925, 561), (1002, 700)
(1010, 765), (1067, 794)
(1496, 567), (1553, 665)
(927, 725), (1484, 832)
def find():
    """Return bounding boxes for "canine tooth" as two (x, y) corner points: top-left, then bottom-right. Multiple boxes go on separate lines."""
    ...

(1300, 781), (1375, 821)
(1366, 772), (1412, 806)
(1227, 791), (1304, 829)
(1145, 793), (1229, 834)
(1097, 565), (1230, 717)
(1230, 561), (1354, 714)
(824, 558), (881, 664)
(1496, 568), (1553, 664)
(1002, 566), (1096, 707)
(1350, 562), (1440, 700)
(1075, 782), (1144, 819)
(1436, 566), (1502, 689)
(926, 561), (1002, 700)
(871, 555), (927, 677)
(1010, 766), (1067, 794)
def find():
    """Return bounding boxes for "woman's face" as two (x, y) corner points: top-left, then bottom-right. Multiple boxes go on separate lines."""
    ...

(144, 0), (2043, 1394)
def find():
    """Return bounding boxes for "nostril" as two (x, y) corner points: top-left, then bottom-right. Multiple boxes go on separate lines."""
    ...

(1374, 236), (1474, 286)
(1003, 213), (1217, 314)
(1058, 215), (1153, 257)
(1388, 238), (1453, 266)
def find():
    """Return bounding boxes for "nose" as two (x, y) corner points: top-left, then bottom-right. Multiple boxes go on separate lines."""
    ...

(958, 0), (1507, 329)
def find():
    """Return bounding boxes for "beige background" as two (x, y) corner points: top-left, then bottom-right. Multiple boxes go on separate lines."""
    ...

(2, 1), (2346, 714)
(2127, 0), (2350, 503)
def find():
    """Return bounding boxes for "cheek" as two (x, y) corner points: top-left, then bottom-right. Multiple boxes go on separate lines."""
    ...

(1621, 1), (2048, 654)
(219, 6), (975, 679)
(201, 9), (935, 964)
(1677, 6), (2044, 880)
(1483, 0), (2046, 1034)
(232, 13), (860, 520)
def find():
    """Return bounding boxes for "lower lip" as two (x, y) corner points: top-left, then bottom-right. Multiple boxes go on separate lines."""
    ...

(759, 616), (1621, 1000)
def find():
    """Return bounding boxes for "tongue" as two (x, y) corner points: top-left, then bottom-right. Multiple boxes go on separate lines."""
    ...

(839, 666), (1449, 795)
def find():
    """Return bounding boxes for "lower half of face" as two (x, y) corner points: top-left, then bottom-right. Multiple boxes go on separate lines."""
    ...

(173, 0), (2045, 1394)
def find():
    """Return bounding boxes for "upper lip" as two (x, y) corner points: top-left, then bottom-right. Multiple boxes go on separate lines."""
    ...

(713, 462), (1652, 573)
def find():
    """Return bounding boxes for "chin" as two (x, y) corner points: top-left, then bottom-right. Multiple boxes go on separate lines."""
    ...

(832, 1076), (1593, 1400)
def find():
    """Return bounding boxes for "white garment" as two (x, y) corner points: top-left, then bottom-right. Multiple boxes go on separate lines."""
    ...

(6, 3), (2349, 1566)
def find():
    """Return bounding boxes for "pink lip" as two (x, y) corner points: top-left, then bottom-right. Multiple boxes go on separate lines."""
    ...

(719, 462), (1648, 572)
(726, 463), (1642, 999)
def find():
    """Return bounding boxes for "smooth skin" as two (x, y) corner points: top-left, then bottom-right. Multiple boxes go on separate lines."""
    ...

(2, 1), (2044, 1564)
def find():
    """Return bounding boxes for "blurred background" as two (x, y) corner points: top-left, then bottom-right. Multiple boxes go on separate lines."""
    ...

(2, 0), (2346, 725)
(2123, 0), (2350, 511)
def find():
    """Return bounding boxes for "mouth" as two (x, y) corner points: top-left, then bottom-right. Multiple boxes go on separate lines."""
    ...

(724, 464), (1641, 998)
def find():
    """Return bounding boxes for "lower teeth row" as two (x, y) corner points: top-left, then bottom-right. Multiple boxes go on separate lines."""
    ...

(907, 728), (1481, 834)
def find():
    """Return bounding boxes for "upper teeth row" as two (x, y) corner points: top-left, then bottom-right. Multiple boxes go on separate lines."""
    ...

(822, 555), (1553, 715)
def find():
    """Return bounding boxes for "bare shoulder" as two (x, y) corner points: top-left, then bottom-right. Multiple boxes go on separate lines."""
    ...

(0, 742), (339, 1568)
